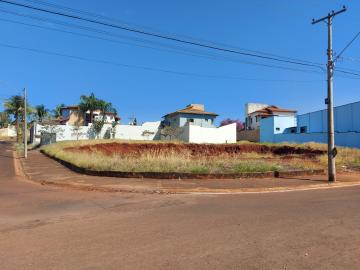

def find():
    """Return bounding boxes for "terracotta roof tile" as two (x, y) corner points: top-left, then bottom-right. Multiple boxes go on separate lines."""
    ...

(164, 106), (218, 117)
(251, 105), (296, 115)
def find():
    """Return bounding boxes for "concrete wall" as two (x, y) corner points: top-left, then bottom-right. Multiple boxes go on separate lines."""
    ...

(115, 122), (161, 140)
(0, 126), (16, 137)
(245, 103), (268, 116)
(297, 101), (360, 133)
(260, 116), (297, 143)
(260, 101), (360, 148)
(187, 123), (236, 144)
(237, 129), (260, 142)
(31, 122), (236, 144)
(32, 121), (161, 143)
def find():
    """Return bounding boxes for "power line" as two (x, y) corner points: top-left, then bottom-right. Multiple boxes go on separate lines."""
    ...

(335, 31), (360, 62)
(0, 15), (325, 75)
(23, 0), (325, 67)
(0, 41), (325, 83)
(336, 69), (360, 77)
(339, 56), (360, 64)
(0, 0), (325, 70)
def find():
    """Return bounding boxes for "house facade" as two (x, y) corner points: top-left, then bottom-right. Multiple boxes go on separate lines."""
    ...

(260, 101), (360, 148)
(59, 106), (120, 126)
(163, 104), (218, 128)
(245, 103), (297, 130)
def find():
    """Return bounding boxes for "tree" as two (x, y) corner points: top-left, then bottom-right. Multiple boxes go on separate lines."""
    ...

(92, 99), (117, 139)
(52, 103), (65, 118)
(0, 111), (10, 128)
(79, 93), (99, 124)
(3, 95), (25, 142)
(160, 126), (180, 140)
(219, 118), (244, 131)
(34, 104), (49, 122)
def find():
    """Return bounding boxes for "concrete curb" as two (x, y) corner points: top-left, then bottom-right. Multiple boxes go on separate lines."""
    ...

(19, 174), (360, 195)
(15, 148), (360, 195)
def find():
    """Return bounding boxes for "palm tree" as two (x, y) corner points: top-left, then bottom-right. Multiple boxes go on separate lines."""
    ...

(0, 111), (10, 128)
(52, 103), (65, 118)
(34, 104), (49, 122)
(79, 93), (99, 124)
(3, 95), (24, 142)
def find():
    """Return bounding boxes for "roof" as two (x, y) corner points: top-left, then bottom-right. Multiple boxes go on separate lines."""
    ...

(60, 105), (79, 110)
(250, 105), (296, 116)
(163, 104), (218, 118)
(60, 105), (120, 119)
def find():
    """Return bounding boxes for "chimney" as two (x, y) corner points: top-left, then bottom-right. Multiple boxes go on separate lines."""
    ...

(187, 104), (204, 111)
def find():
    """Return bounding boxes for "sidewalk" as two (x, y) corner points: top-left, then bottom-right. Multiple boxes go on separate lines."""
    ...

(19, 150), (360, 194)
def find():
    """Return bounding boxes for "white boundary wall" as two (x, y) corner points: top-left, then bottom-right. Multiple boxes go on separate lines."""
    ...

(0, 126), (16, 137)
(33, 122), (161, 143)
(187, 123), (236, 143)
(32, 122), (236, 144)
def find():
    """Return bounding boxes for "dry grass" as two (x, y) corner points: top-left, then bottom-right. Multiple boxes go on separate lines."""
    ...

(259, 141), (360, 171)
(41, 140), (331, 174)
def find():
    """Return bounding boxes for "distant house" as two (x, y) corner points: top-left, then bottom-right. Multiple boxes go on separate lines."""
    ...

(259, 101), (360, 149)
(245, 103), (297, 130)
(59, 105), (120, 126)
(162, 104), (218, 128)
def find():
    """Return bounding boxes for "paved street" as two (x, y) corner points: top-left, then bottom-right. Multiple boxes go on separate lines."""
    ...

(1, 140), (360, 269)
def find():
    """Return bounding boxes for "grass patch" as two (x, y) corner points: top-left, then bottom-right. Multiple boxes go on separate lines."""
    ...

(40, 140), (334, 174)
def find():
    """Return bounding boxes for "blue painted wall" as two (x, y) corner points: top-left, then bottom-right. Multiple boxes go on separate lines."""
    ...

(297, 101), (360, 133)
(260, 101), (360, 148)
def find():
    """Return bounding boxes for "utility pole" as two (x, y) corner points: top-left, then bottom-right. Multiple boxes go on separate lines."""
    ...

(23, 87), (27, 159)
(312, 6), (346, 182)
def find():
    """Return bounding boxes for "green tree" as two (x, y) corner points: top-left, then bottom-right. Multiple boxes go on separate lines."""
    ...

(3, 95), (25, 142)
(79, 93), (99, 124)
(0, 111), (10, 128)
(93, 100), (116, 139)
(34, 104), (49, 122)
(52, 103), (65, 118)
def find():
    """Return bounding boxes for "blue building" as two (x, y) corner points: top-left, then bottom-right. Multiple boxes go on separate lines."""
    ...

(163, 104), (218, 128)
(260, 101), (360, 148)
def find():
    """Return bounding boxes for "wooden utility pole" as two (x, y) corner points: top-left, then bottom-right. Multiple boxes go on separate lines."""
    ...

(23, 87), (27, 159)
(312, 6), (347, 182)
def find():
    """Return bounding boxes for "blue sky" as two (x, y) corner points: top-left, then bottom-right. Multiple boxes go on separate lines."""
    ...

(0, 0), (359, 125)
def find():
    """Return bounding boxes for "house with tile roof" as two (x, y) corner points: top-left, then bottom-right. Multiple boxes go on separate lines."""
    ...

(162, 104), (218, 128)
(245, 103), (296, 130)
(59, 105), (120, 126)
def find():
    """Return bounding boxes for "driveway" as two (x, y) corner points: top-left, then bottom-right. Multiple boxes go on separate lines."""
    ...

(1, 140), (360, 269)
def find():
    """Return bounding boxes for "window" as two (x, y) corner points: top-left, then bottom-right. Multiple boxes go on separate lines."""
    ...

(300, 126), (307, 133)
(276, 127), (280, 131)
(187, 119), (194, 124)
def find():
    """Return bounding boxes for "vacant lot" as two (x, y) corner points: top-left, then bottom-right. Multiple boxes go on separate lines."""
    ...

(39, 140), (360, 175)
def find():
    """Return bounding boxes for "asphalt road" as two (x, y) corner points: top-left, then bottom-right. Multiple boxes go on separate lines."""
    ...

(1, 140), (360, 270)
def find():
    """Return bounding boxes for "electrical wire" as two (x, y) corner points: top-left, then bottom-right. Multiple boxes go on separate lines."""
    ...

(0, 0), (325, 70)
(23, 0), (325, 67)
(0, 42), (326, 83)
(0, 15), (325, 75)
(335, 32), (360, 62)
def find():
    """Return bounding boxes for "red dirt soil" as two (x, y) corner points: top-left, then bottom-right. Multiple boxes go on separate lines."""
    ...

(65, 142), (326, 158)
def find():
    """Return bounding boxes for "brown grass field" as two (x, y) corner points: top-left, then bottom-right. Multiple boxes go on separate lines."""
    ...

(40, 140), (360, 174)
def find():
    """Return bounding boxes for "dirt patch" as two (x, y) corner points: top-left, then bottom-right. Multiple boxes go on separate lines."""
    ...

(64, 142), (326, 158)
